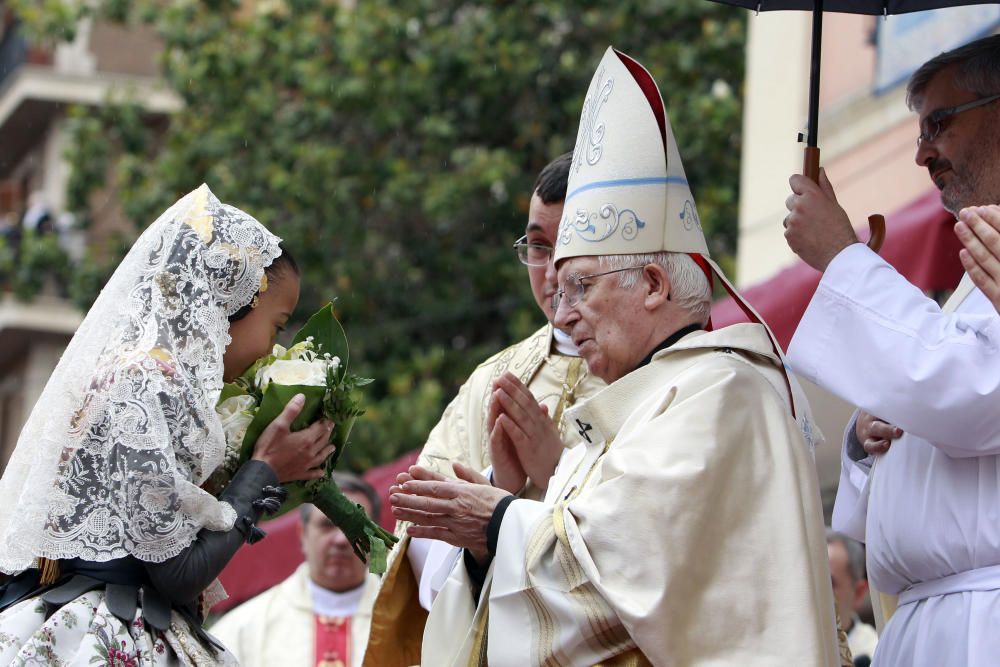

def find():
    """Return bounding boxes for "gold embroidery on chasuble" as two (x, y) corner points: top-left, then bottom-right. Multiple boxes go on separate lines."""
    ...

(594, 647), (655, 666)
(480, 329), (550, 438)
(551, 357), (584, 431)
(836, 612), (854, 667)
(516, 438), (639, 664)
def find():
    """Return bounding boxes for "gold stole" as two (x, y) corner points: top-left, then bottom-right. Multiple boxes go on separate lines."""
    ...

(361, 548), (426, 667)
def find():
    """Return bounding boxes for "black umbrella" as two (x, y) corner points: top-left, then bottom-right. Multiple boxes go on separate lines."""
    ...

(708, 0), (999, 250)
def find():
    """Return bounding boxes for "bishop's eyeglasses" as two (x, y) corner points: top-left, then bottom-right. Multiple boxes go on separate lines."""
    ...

(513, 235), (554, 267)
(917, 93), (1000, 147)
(552, 267), (644, 312)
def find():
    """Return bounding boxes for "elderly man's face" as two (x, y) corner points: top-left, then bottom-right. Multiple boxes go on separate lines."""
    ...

(300, 491), (372, 592)
(525, 193), (563, 324)
(914, 64), (1000, 214)
(552, 256), (645, 383)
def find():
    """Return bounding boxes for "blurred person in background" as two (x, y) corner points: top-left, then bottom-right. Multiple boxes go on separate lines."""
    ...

(212, 473), (380, 667)
(828, 529), (878, 665)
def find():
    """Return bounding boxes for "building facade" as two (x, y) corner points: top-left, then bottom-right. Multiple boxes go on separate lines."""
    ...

(0, 6), (179, 468)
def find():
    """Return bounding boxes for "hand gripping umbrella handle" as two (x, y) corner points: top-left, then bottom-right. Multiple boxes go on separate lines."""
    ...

(803, 146), (821, 183)
(803, 146), (885, 253)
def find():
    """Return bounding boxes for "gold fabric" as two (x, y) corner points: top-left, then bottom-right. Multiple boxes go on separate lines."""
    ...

(359, 554), (425, 667)
(836, 611), (854, 667)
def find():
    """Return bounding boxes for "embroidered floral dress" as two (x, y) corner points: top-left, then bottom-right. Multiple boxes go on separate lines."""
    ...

(0, 592), (197, 666)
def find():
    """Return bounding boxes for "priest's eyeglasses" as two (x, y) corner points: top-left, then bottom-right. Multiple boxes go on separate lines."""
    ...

(513, 235), (554, 267)
(917, 93), (1000, 147)
(552, 267), (644, 312)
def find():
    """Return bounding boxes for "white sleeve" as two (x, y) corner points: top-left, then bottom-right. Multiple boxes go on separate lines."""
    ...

(409, 463), (498, 612)
(788, 243), (1000, 457)
(408, 537), (463, 611)
(831, 413), (872, 542)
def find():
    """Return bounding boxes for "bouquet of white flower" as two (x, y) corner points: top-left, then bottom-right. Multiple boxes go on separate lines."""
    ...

(208, 304), (397, 573)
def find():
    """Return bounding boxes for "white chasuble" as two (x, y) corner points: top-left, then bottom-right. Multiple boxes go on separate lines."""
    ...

(426, 324), (840, 666)
(789, 243), (1000, 667)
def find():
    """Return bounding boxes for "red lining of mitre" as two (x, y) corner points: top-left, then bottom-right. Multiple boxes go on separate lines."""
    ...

(614, 48), (667, 153)
(688, 253), (716, 331)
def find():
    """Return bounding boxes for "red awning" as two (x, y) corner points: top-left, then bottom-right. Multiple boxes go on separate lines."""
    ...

(213, 448), (420, 613)
(711, 190), (963, 348)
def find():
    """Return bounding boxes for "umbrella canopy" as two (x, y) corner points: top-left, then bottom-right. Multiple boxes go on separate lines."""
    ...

(712, 0), (995, 12)
(709, 0), (999, 151)
(708, 0), (996, 249)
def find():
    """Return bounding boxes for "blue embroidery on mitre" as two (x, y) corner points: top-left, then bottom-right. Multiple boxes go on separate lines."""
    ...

(680, 199), (701, 231)
(559, 204), (646, 244)
(566, 176), (689, 203)
(572, 69), (614, 174)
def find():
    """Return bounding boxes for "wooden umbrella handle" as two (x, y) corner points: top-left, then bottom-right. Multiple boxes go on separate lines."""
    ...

(803, 146), (821, 183)
(867, 214), (886, 252)
(802, 145), (885, 253)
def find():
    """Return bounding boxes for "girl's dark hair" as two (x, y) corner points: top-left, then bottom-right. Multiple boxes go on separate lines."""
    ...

(228, 242), (299, 322)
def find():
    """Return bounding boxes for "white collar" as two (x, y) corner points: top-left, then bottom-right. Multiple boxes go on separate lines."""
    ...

(552, 326), (580, 356)
(307, 578), (366, 617)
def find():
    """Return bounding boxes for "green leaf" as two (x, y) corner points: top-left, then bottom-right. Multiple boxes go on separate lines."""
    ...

(307, 479), (398, 574)
(218, 382), (249, 403)
(292, 302), (349, 381)
(365, 528), (389, 574)
(327, 413), (357, 471)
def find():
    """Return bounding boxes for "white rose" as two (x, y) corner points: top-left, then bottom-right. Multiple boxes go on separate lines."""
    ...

(259, 359), (328, 390)
(217, 394), (257, 446)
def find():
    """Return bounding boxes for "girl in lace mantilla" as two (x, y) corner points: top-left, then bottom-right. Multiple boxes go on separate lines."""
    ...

(0, 185), (335, 666)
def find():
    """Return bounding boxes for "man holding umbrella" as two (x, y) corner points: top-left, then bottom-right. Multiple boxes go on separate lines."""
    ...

(784, 34), (1000, 667)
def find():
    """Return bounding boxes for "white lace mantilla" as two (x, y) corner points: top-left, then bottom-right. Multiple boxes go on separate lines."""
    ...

(0, 185), (282, 572)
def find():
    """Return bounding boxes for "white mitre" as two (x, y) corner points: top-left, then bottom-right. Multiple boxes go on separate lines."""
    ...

(554, 47), (817, 446)
(555, 46), (709, 263)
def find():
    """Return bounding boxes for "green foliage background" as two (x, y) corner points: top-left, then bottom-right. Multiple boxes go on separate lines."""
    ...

(12, 0), (745, 470)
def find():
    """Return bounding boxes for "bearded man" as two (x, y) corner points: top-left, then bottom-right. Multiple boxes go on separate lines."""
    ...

(785, 34), (1000, 667)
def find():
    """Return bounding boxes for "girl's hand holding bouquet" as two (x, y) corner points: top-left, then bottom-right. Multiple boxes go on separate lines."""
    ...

(208, 304), (397, 573)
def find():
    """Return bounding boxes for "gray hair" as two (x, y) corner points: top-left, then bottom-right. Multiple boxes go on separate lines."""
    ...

(907, 34), (1000, 110)
(300, 471), (381, 523)
(598, 251), (712, 325)
(826, 529), (866, 583)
